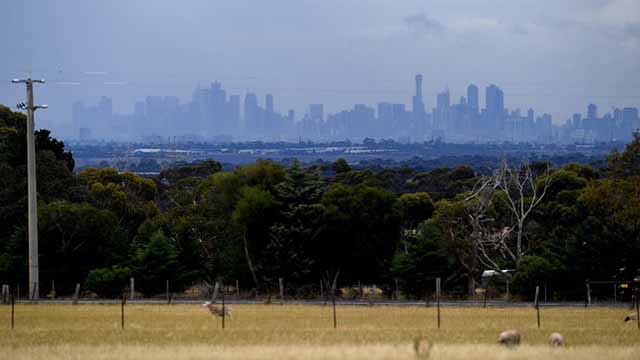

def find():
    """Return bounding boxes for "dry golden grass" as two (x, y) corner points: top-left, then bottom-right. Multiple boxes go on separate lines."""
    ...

(1, 304), (639, 359)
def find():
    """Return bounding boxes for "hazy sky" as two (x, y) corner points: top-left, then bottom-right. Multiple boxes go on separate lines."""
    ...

(2, 0), (639, 136)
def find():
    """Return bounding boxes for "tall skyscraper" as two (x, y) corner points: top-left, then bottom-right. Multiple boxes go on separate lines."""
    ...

(265, 94), (274, 114)
(244, 93), (259, 136)
(435, 89), (450, 130)
(485, 85), (504, 130)
(265, 94), (274, 133)
(467, 84), (479, 114)
(412, 74), (426, 132)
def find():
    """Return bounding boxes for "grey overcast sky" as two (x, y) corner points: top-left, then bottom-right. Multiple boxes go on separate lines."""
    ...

(2, 0), (639, 136)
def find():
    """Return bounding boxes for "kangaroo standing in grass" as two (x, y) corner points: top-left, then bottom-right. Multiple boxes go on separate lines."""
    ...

(203, 301), (232, 318)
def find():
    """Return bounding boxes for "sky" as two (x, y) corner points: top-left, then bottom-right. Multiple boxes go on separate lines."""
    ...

(1, 0), (639, 137)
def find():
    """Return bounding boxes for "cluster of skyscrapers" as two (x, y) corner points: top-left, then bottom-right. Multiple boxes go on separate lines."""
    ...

(71, 75), (639, 144)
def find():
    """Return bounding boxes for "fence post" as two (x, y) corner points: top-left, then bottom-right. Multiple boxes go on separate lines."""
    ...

(236, 280), (240, 299)
(279, 278), (284, 305)
(636, 290), (639, 330)
(130, 278), (135, 301)
(51, 280), (56, 300)
(11, 292), (15, 329)
(221, 281), (226, 330)
(395, 279), (399, 300)
(332, 290), (337, 329)
(506, 279), (510, 301)
(483, 280), (489, 308)
(121, 294), (126, 330)
(436, 277), (441, 329)
(1, 285), (7, 304)
(585, 280), (591, 307)
(320, 280), (324, 301)
(535, 285), (540, 329)
(166, 280), (170, 302)
(72, 283), (80, 305)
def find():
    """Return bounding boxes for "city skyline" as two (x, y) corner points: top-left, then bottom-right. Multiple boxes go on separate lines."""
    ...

(2, 1), (640, 137)
(70, 74), (639, 144)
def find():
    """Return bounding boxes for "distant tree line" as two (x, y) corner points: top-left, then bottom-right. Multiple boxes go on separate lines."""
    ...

(1, 105), (639, 300)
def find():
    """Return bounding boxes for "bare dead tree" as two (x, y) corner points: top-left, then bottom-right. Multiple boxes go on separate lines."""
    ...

(464, 176), (506, 271)
(463, 160), (553, 272)
(494, 159), (552, 262)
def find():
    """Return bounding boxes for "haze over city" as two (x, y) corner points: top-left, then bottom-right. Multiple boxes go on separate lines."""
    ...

(2, 0), (640, 141)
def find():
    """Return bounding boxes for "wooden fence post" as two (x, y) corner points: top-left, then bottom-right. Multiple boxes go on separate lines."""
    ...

(236, 280), (240, 299)
(535, 285), (540, 329)
(166, 280), (170, 302)
(221, 283), (226, 330)
(436, 277), (441, 329)
(121, 294), (126, 329)
(320, 279), (324, 301)
(506, 279), (510, 301)
(51, 280), (56, 299)
(279, 278), (284, 305)
(129, 278), (135, 301)
(483, 280), (489, 308)
(395, 279), (399, 300)
(586, 280), (591, 307)
(72, 284), (80, 305)
(1, 285), (7, 304)
(11, 292), (15, 329)
(332, 291), (337, 329)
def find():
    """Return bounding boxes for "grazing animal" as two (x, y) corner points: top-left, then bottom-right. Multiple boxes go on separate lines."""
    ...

(203, 301), (232, 318)
(548, 332), (565, 347)
(498, 329), (521, 347)
(624, 314), (637, 322)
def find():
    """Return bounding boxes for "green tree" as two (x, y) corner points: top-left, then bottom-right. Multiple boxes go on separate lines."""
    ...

(232, 186), (277, 292)
(397, 192), (435, 229)
(132, 230), (180, 296)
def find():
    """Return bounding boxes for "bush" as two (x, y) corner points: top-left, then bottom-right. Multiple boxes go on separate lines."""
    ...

(85, 266), (132, 298)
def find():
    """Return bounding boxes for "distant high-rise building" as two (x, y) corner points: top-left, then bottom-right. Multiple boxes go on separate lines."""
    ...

(412, 74), (427, 133)
(467, 84), (479, 114)
(435, 89), (450, 130)
(265, 94), (274, 114)
(485, 85), (504, 130)
(309, 104), (324, 122)
(587, 104), (598, 121)
(244, 93), (259, 136)
(377, 102), (394, 135)
(572, 113), (581, 128)
(265, 94), (274, 133)
(622, 107), (639, 139)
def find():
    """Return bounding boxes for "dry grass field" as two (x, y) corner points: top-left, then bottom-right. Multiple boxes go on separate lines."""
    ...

(1, 304), (639, 359)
